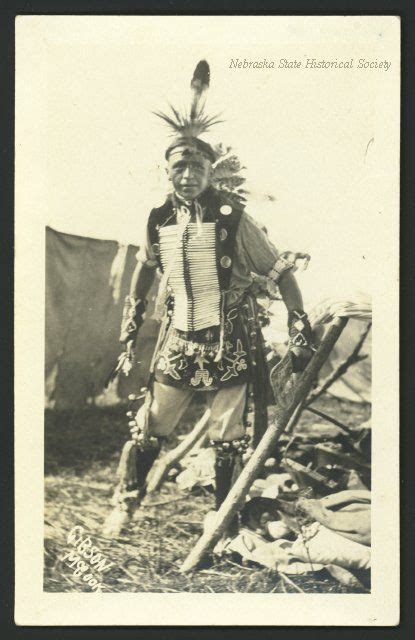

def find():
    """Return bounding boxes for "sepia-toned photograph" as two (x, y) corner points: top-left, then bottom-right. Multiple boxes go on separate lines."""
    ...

(14, 14), (400, 626)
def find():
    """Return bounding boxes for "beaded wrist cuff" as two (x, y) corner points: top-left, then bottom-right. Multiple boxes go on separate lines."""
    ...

(288, 309), (312, 348)
(120, 296), (147, 341)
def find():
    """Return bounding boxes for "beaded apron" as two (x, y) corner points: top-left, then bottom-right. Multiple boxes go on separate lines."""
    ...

(154, 304), (251, 390)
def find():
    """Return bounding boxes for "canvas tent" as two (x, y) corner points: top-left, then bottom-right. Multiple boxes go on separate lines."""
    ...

(45, 226), (159, 409)
(45, 226), (370, 410)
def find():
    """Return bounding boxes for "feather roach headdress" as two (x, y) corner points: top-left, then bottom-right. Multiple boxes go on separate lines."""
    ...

(154, 60), (222, 163)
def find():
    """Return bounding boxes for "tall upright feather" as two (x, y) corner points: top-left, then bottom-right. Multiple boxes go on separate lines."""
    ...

(154, 59), (221, 139)
(190, 60), (210, 120)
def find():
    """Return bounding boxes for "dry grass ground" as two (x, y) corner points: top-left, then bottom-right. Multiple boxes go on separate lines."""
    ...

(44, 397), (370, 593)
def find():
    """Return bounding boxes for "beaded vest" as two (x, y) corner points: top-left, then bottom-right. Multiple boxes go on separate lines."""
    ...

(148, 188), (243, 338)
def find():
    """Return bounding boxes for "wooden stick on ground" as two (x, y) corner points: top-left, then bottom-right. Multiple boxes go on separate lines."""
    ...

(146, 408), (211, 494)
(306, 322), (371, 405)
(285, 320), (371, 436)
(279, 572), (305, 593)
(179, 317), (348, 574)
(305, 405), (356, 436)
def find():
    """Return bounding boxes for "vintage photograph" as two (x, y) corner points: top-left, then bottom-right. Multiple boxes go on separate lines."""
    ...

(15, 15), (400, 625)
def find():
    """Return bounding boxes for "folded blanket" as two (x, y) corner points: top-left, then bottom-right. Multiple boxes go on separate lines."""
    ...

(297, 490), (371, 546)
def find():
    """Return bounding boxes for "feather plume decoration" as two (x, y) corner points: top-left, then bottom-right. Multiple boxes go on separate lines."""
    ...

(211, 144), (248, 206)
(154, 60), (222, 138)
(190, 59), (210, 119)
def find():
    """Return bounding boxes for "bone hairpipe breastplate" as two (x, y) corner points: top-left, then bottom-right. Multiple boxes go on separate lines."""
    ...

(159, 222), (221, 332)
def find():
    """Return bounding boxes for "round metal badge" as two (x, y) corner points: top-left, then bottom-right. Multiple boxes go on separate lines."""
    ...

(220, 255), (232, 268)
(220, 205), (232, 216)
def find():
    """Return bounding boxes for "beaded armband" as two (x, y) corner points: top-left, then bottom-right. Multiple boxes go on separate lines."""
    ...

(210, 435), (250, 458)
(288, 309), (312, 348)
(267, 256), (293, 283)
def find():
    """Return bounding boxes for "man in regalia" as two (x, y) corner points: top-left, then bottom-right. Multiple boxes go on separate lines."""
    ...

(104, 61), (312, 536)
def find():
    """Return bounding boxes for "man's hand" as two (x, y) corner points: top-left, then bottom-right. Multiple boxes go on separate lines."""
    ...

(280, 251), (311, 272)
(290, 345), (313, 373)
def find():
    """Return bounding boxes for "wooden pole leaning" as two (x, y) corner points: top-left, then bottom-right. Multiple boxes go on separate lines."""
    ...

(146, 408), (211, 494)
(179, 316), (348, 574)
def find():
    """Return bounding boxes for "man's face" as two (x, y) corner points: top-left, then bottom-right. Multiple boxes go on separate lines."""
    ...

(167, 149), (212, 201)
